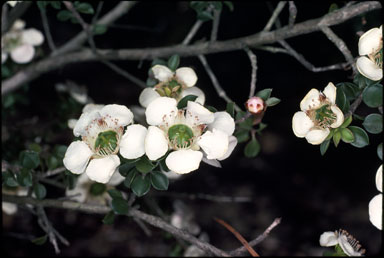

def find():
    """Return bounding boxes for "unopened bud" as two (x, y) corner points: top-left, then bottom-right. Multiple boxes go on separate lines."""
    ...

(246, 96), (265, 114)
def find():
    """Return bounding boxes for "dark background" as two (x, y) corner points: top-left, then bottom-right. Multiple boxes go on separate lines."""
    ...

(2, 1), (383, 256)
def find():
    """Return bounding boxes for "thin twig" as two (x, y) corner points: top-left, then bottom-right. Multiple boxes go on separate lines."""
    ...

(182, 20), (204, 45)
(36, 206), (61, 254)
(254, 45), (290, 54)
(210, 8), (221, 42)
(263, 2), (287, 32)
(347, 91), (363, 117)
(38, 6), (56, 51)
(1, 3), (9, 34)
(151, 191), (253, 203)
(244, 47), (258, 98)
(288, 1), (297, 27)
(41, 167), (66, 178)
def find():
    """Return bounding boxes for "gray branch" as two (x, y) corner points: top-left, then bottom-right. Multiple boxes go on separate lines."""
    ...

(263, 1), (287, 32)
(288, 1), (297, 27)
(1, 1), (33, 35)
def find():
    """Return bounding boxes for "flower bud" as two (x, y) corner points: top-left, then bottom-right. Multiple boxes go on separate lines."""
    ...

(246, 96), (265, 114)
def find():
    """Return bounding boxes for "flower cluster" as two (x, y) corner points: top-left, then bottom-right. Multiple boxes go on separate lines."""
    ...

(319, 229), (365, 256)
(369, 165), (382, 230)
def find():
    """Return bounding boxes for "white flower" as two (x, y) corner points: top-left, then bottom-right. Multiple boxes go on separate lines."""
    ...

(356, 25), (383, 81)
(139, 65), (205, 108)
(2, 19), (44, 64)
(144, 97), (237, 174)
(63, 104), (147, 184)
(67, 103), (105, 129)
(7, 1), (21, 7)
(246, 96), (265, 114)
(369, 165), (382, 230)
(66, 171), (124, 204)
(292, 82), (344, 145)
(319, 229), (365, 256)
(2, 186), (28, 215)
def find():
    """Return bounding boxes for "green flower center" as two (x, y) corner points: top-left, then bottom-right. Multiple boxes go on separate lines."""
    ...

(94, 130), (118, 155)
(314, 104), (336, 128)
(373, 47), (383, 69)
(4, 35), (22, 52)
(155, 79), (182, 98)
(168, 124), (194, 148)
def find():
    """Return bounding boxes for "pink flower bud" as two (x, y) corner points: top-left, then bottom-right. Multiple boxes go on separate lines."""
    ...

(246, 96), (265, 114)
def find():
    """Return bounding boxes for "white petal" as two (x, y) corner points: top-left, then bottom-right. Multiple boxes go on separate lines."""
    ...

(202, 156), (222, 167)
(208, 111), (235, 136)
(2, 52), (8, 64)
(198, 129), (229, 159)
(358, 27), (382, 56)
(63, 141), (93, 174)
(300, 88), (321, 111)
(152, 65), (174, 82)
(120, 124), (147, 159)
(305, 128), (329, 145)
(323, 82), (337, 104)
(73, 109), (100, 137)
(319, 231), (338, 247)
(292, 111), (314, 138)
(165, 170), (183, 180)
(165, 150), (203, 174)
(145, 97), (177, 126)
(186, 101), (214, 126)
(180, 86), (205, 105)
(7, 1), (19, 7)
(66, 173), (89, 203)
(175, 67), (198, 87)
(2, 202), (17, 215)
(369, 194), (382, 230)
(330, 105), (344, 128)
(12, 19), (25, 30)
(21, 29), (44, 46)
(356, 56), (383, 81)
(100, 104), (133, 127)
(10, 44), (35, 64)
(139, 88), (160, 108)
(82, 103), (104, 113)
(338, 234), (362, 256)
(217, 135), (238, 161)
(145, 126), (169, 160)
(108, 170), (125, 186)
(376, 165), (383, 193)
(67, 119), (78, 129)
(85, 155), (120, 184)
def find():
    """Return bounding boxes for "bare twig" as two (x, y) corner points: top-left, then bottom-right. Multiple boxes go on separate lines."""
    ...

(36, 206), (61, 254)
(41, 167), (66, 178)
(288, 1), (297, 27)
(211, 8), (221, 42)
(1, 1), (33, 36)
(1, 3), (9, 34)
(151, 191), (253, 203)
(263, 2), (287, 32)
(244, 48), (258, 98)
(347, 91), (364, 117)
(38, 6), (56, 51)
(254, 45), (290, 54)
(182, 20), (204, 45)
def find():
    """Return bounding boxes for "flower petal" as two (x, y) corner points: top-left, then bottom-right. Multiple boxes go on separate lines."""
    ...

(305, 128), (329, 145)
(198, 129), (229, 159)
(120, 124), (147, 159)
(165, 150), (203, 174)
(323, 82), (337, 104)
(82, 103), (105, 113)
(356, 56), (383, 81)
(152, 65), (174, 82)
(99, 104), (133, 127)
(2, 202), (17, 215)
(21, 28), (44, 46)
(186, 101), (214, 126)
(292, 111), (314, 138)
(300, 88), (320, 111)
(85, 155), (120, 184)
(330, 105), (344, 128)
(202, 156), (222, 167)
(12, 19), (25, 30)
(10, 44), (35, 64)
(108, 170), (125, 186)
(218, 135), (238, 161)
(376, 165), (382, 193)
(73, 109), (100, 137)
(2, 52), (8, 64)
(180, 86), (205, 105)
(369, 194), (382, 230)
(175, 67), (198, 87)
(67, 119), (78, 129)
(63, 141), (93, 174)
(139, 88), (160, 108)
(338, 234), (363, 256)
(208, 111), (235, 136)
(145, 126), (169, 160)
(358, 27), (382, 56)
(319, 231), (338, 247)
(145, 97), (177, 126)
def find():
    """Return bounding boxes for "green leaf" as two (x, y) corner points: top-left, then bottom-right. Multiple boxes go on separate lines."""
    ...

(328, 3), (338, 12)
(205, 105), (217, 113)
(340, 115), (352, 128)
(102, 211), (116, 224)
(210, 1), (222, 11)
(353, 73), (367, 89)
(177, 95), (198, 109)
(33, 183), (47, 199)
(49, 1), (62, 9)
(167, 54), (180, 71)
(377, 143), (383, 160)
(363, 84), (383, 108)
(57, 10), (72, 21)
(111, 197), (129, 215)
(3, 94), (15, 108)
(75, 2), (94, 14)
(93, 24), (107, 35)
(348, 126), (369, 148)
(190, 1), (208, 12)
(46, 155), (59, 170)
(31, 235), (48, 245)
(17, 168), (33, 187)
(197, 10), (214, 21)
(325, 129), (335, 141)
(244, 138), (260, 158)
(28, 143), (42, 153)
(226, 102), (235, 118)
(336, 86), (348, 114)
(3, 171), (18, 187)
(340, 128), (355, 143)
(223, 1), (234, 11)
(107, 189), (123, 199)
(332, 130), (341, 147)
(90, 183), (107, 196)
(150, 171), (169, 190)
(119, 162), (136, 177)
(336, 82), (359, 101)
(234, 130), (250, 143)
(151, 58), (167, 67)
(131, 174), (151, 197)
(37, 1), (48, 10)
(159, 158), (169, 172)
(362, 113), (382, 134)
(265, 97), (281, 107)
(19, 150), (40, 169)
(255, 88), (272, 101)
(123, 168), (137, 188)
(320, 139), (330, 156)
(135, 156), (155, 174)
(53, 145), (67, 159)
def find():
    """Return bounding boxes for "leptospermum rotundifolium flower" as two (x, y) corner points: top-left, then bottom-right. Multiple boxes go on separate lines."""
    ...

(319, 229), (365, 256)
(369, 164), (382, 230)
(1, 19), (44, 64)
(139, 65), (205, 107)
(63, 104), (147, 184)
(356, 25), (383, 81)
(144, 97), (237, 174)
(292, 82), (344, 145)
